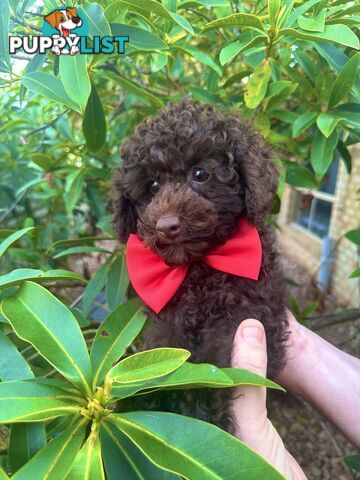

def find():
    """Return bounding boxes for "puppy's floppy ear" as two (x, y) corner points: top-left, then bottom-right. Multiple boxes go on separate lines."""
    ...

(66, 7), (77, 17)
(112, 173), (137, 244)
(44, 11), (59, 28)
(234, 134), (278, 226)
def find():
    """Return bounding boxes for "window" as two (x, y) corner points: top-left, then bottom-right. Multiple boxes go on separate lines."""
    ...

(292, 158), (339, 239)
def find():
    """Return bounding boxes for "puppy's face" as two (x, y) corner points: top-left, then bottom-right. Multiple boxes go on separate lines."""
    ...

(114, 101), (277, 266)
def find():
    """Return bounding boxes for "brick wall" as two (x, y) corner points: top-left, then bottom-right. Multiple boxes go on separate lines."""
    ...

(277, 147), (360, 308)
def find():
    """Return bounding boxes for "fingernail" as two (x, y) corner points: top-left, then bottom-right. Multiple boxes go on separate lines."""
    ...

(241, 325), (264, 345)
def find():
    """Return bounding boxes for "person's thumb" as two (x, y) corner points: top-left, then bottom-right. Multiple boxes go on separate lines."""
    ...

(231, 319), (268, 441)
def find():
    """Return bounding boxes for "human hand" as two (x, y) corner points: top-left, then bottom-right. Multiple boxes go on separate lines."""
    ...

(231, 318), (308, 480)
(276, 310), (360, 447)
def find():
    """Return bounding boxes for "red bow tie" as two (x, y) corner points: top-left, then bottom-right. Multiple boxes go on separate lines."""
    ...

(126, 217), (262, 313)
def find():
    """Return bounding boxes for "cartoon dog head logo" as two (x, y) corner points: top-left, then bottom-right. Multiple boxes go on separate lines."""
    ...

(44, 7), (82, 37)
(42, 6), (87, 55)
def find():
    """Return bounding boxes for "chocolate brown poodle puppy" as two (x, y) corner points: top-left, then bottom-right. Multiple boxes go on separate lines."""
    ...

(113, 99), (288, 432)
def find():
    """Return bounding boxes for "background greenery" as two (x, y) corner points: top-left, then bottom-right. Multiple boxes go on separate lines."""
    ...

(0, 0), (360, 478)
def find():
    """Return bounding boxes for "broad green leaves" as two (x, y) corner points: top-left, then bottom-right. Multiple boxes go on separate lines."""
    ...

(0, 380), (80, 423)
(219, 31), (267, 66)
(285, 162), (318, 188)
(112, 362), (283, 399)
(66, 432), (105, 480)
(204, 13), (265, 32)
(244, 59), (271, 109)
(91, 299), (146, 387)
(328, 53), (360, 108)
(83, 83), (107, 153)
(0, 227), (34, 259)
(0, 330), (33, 380)
(22, 73), (81, 113)
(1, 282), (92, 395)
(12, 421), (87, 480)
(59, 55), (91, 113)
(345, 229), (360, 246)
(310, 129), (339, 177)
(280, 25), (360, 49)
(106, 348), (190, 384)
(109, 412), (285, 480)
(0, 269), (86, 291)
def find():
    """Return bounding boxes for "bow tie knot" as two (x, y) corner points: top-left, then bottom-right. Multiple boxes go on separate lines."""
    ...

(126, 217), (262, 313)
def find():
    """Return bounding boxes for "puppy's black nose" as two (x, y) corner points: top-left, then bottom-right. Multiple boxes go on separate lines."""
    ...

(72, 16), (81, 24)
(156, 216), (181, 239)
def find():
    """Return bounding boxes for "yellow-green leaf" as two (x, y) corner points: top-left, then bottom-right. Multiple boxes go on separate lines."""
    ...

(244, 59), (271, 109)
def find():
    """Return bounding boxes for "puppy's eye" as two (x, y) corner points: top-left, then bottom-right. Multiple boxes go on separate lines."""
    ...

(60, 16), (65, 21)
(192, 167), (209, 183)
(149, 179), (160, 194)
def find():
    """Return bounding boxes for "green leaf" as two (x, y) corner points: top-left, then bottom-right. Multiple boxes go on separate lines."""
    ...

(80, 3), (111, 37)
(244, 59), (271, 109)
(91, 299), (146, 387)
(83, 82), (107, 153)
(285, 0), (328, 27)
(9, 424), (46, 473)
(316, 113), (341, 137)
(169, 12), (194, 34)
(112, 362), (283, 399)
(268, 0), (281, 27)
(0, 269), (86, 291)
(1, 282), (92, 396)
(344, 455), (360, 473)
(175, 46), (222, 76)
(0, 330), (33, 381)
(297, 10), (325, 32)
(331, 103), (360, 129)
(47, 236), (112, 253)
(345, 229), (360, 246)
(0, 227), (34, 259)
(0, 380), (80, 423)
(104, 69), (164, 107)
(292, 111), (317, 137)
(105, 253), (130, 311)
(28, 153), (55, 171)
(349, 268), (360, 279)
(204, 13), (265, 32)
(64, 169), (85, 214)
(328, 53), (360, 108)
(60, 55), (91, 113)
(336, 140), (352, 174)
(101, 423), (179, 480)
(108, 412), (285, 480)
(280, 25), (360, 49)
(66, 431), (105, 480)
(13, 421), (87, 480)
(106, 348), (190, 384)
(82, 262), (109, 316)
(266, 81), (298, 110)
(52, 246), (111, 259)
(221, 368), (284, 391)
(219, 31), (267, 65)
(0, 0), (10, 70)
(111, 24), (168, 51)
(0, 467), (8, 479)
(285, 161), (319, 188)
(310, 129), (338, 177)
(22, 73), (81, 113)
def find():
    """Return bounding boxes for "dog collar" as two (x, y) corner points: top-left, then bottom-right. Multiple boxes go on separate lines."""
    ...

(126, 217), (262, 313)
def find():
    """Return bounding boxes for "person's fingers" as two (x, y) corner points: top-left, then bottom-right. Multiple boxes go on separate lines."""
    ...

(231, 319), (268, 441)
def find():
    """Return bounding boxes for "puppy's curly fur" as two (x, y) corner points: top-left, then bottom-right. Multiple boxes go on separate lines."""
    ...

(113, 99), (288, 432)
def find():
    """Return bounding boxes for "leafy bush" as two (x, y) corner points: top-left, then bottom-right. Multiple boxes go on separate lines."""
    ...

(0, 280), (285, 479)
(0, 0), (360, 477)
